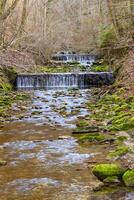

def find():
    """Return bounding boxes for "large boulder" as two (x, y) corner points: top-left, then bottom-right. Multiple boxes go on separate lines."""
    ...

(123, 170), (134, 187)
(92, 164), (125, 180)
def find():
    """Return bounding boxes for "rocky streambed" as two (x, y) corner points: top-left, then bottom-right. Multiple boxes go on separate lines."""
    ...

(0, 88), (134, 200)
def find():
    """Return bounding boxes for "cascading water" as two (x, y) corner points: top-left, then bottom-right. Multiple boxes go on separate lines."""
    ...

(52, 53), (95, 67)
(16, 72), (114, 90)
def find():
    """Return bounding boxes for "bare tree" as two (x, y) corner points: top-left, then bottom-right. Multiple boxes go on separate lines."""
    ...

(0, 0), (20, 47)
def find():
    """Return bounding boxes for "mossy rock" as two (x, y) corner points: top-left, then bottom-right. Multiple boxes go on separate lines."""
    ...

(76, 120), (89, 128)
(123, 170), (134, 187)
(0, 160), (7, 166)
(79, 133), (105, 142)
(92, 164), (125, 180)
(117, 136), (127, 143)
(103, 176), (120, 184)
(92, 65), (109, 72)
(109, 120), (134, 131)
(67, 61), (80, 65)
(108, 146), (130, 158)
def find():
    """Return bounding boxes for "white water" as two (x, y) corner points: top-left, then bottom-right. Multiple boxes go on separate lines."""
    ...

(16, 72), (114, 89)
(53, 54), (95, 67)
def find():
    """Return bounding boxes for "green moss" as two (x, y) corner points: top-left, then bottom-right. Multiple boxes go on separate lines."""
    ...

(103, 176), (120, 184)
(0, 160), (7, 166)
(0, 66), (17, 91)
(92, 65), (109, 72)
(37, 64), (87, 73)
(92, 164), (125, 180)
(123, 170), (134, 187)
(108, 146), (130, 158)
(114, 104), (130, 112)
(125, 96), (133, 103)
(67, 61), (80, 65)
(76, 120), (89, 128)
(79, 133), (105, 142)
(0, 92), (30, 120)
(109, 120), (134, 131)
(117, 136), (127, 142)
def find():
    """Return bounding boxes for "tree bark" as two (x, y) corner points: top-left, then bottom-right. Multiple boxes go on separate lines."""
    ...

(0, 0), (20, 47)
(130, 0), (134, 26)
(107, 0), (120, 37)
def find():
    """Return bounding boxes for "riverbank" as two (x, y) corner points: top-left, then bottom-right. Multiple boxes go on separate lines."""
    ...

(73, 83), (134, 189)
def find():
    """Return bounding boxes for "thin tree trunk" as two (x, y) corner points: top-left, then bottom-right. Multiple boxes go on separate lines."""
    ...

(130, 0), (134, 26)
(107, 0), (120, 37)
(0, 0), (20, 47)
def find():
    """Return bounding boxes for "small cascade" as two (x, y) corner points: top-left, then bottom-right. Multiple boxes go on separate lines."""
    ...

(52, 53), (95, 67)
(16, 72), (114, 90)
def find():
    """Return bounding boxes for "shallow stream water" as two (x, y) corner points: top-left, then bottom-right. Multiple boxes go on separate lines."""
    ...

(0, 89), (134, 200)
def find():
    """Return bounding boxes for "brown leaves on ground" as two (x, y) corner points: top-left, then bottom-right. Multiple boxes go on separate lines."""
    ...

(0, 49), (35, 72)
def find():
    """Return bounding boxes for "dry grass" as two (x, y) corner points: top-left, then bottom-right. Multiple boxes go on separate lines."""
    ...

(119, 50), (134, 94)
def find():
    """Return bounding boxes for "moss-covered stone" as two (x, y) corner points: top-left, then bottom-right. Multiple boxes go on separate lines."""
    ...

(0, 160), (7, 166)
(117, 136), (127, 142)
(123, 170), (134, 187)
(103, 176), (120, 184)
(109, 119), (134, 131)
(0, 66), (17, 91)
(76, 120), (89, 128)
(36, 64), (87, 73)
(108, 146), (130, 158)
(79, 133), (105, 142)
(91, 65), (109, 72)
(92, 164), (125, 180)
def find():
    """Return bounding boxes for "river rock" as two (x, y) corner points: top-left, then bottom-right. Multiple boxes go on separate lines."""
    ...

(92, 181), (104, 191)
(58, 136), (72, 140)
(92, 164), (125, 180)
(103, 176), (120, 184)
(0, 160), (7, 166)
(123, 169), (134, 187)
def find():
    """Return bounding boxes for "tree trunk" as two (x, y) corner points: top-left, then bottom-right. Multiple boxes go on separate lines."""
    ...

(107, 0), (120, 37)
(130, 0), (134, 26)
(0, 19), (4, 47)
(0, 0), (20, 47)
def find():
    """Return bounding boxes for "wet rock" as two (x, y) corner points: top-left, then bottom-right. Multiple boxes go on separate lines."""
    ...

(72, 126), (100, 134)
(92, 181), (104, 191)
(103, 176), (120, 184)
(58, 136), (72, 140)
(32, 106), (42, 109)
(0, 160), (7, 166)
(123, 169), (134, 187)
(0, 124), (4, 128)
(18, 115), (25, 119)
(108, 146), (130, 158)
(92, 164), (126, 180)
(31, 111), (43, 115)
(78, 133), (105, 142)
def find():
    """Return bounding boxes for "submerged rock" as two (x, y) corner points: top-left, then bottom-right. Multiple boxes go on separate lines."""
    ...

(123, 169), (134, 187)
(92, 164), (125, 180)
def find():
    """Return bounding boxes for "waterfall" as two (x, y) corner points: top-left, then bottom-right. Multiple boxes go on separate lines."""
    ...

(16, 72), (114, 90)
(52, 54), (95, 67)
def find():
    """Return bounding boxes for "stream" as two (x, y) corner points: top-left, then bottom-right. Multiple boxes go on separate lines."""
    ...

(0, 89), (134, 200)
